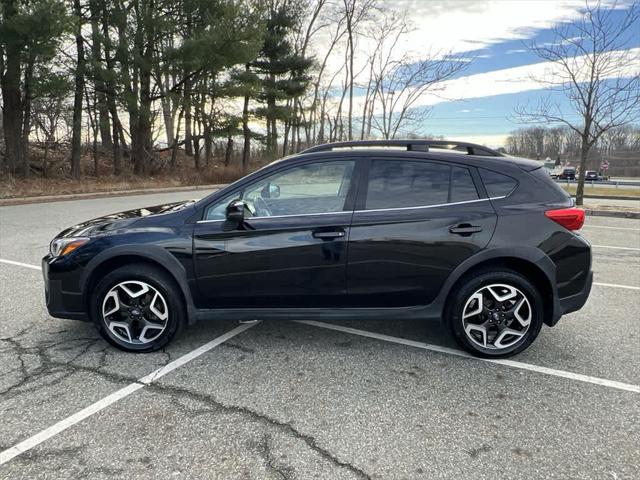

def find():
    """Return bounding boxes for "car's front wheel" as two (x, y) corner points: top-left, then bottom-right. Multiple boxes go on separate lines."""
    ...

(446, 268), (544, 358)
(91, 264), (184, 352)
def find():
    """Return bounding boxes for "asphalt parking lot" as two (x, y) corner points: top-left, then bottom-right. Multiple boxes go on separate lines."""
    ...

(1, 191), (639, 479)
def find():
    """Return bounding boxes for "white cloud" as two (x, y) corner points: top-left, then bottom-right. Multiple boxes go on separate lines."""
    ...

(375, 48), (640, 110)
(378, 0), (628, 55)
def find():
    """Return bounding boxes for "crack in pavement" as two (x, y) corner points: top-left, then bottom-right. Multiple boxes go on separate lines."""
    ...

(145, 382), (373, 480)
(1, 332), (373, 479)
(256, 434), (296, 480)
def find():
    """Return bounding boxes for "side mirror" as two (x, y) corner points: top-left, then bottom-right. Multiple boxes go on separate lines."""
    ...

(261, 183), (281, 199)
(225, 199), (246, 223)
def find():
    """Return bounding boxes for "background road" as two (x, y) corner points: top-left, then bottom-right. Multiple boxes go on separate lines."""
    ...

(1, 189), (639, 479)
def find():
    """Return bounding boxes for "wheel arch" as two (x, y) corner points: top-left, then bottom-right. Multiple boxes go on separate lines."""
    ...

(81, 246), (196, 324)
(433, 248), (559, 326)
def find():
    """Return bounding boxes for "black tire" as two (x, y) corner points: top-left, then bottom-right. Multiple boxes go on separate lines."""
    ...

(445, 268), (544, 358)
(90, 264), (185, 352)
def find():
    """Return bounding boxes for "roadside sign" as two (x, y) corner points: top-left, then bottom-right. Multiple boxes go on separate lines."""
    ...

(601, 160), (610, 171)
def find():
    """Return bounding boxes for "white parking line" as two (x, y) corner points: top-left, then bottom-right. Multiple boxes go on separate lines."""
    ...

(592, 245), (640, 251)
(593, 282), (640, 291)
(297, 320), (640, 394)
(0, 322), (259, 466)
(0, 259), (42, 271)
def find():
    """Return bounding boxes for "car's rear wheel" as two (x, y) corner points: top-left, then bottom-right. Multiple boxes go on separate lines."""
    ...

(445, 268), (544, 358)
(90, 264), (184, 352)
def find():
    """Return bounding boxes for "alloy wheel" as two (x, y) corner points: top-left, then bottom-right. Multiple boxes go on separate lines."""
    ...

(461, 283), (532, 350)
(102, 280), (169, 345)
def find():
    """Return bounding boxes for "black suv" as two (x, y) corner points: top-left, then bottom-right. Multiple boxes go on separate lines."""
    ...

(43, 140), (592, 357)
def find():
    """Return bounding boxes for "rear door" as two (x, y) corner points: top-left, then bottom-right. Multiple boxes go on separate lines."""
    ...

(346, 157), (497, 307)
(193, 159), (358, 308)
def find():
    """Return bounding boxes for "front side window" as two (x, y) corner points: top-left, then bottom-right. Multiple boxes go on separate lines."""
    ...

(365, 159), (451, 210)
(204, 160), (355, 220)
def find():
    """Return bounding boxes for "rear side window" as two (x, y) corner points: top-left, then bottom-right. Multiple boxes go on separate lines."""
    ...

(451, 167), (479, 202)
(366, 160), (450, 209)
(480, 169), (517, 198)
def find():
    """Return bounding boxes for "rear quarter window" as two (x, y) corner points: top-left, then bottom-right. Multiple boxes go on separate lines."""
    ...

(529, 166), (571, 199)
(479, 169), (517, 198)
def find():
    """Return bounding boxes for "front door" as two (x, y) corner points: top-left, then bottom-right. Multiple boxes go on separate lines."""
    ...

(193, 159), (357, 308)
(346, 157), (497, 307)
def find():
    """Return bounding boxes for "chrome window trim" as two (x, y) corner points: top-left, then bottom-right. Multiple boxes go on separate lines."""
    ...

(196, 210), (351, 224)
(354, 196), (505, 214)
(195, 196), (505, 223)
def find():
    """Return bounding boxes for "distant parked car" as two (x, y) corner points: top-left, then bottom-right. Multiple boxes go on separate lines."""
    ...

(585, 170), (602, 181)
(558, 167), (576, 180)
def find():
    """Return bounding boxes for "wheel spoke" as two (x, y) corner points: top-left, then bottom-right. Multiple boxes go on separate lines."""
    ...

(108, 321), (132, 343)
(103, 290), (120, 317)
(465, 322), (488, 348)
(119, 281), (150, 300)
(486, 285), (517, 303)
(512, 298), (531, 327)
(149, 292), (168, 321)
(139, 321), (165, 343)
(494, 328), (525, 349)
(463, 292), (483, 319)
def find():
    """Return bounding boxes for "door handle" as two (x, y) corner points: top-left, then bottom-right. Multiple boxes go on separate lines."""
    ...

(312, 229), (346, 240)
(449, 224), (483, 236)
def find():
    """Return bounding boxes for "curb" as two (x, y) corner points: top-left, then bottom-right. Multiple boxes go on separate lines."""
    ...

(583, 208), (640, 219)
(0, 184), (226, 207)
(579, 194), (640, 201)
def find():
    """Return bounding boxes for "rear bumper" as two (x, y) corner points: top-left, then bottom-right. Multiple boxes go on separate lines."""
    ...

(559, 269), (593, 315)
(42, 255), (90, 322)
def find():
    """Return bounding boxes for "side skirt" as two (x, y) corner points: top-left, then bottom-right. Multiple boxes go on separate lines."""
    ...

(193, 305), (441, 323)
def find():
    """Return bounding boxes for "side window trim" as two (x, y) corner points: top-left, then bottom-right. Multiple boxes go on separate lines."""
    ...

(360, 157), (482, 212)
(201, 158), (358, 222)
(354, 197), (493, 214)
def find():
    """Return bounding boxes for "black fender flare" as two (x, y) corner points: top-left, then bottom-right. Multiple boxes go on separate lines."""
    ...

(80, 245), (197, 324)
(428, 246), (558, 322)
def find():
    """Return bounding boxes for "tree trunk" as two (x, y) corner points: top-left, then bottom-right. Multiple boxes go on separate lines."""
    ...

(575, 136), (590, 206)
(0, 0), (23, 174)
(224, 132), (233, 167)
(89, 0), (112, 150)
(21, 56), (34, 176)
(204, 124), (212, 167)
(183, 81), (193, 156)
(71, 0), (86, 179)
(242, 92), (251, 172)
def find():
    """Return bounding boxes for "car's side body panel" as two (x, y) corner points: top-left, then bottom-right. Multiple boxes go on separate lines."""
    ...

(192, 212), (352, 308)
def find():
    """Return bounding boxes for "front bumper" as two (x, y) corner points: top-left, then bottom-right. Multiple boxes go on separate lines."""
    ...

(42, 255), (89, 321)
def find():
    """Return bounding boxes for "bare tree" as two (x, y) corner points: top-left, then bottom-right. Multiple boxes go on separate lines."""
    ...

(370, 50), (469, 139)
(516, 0), (639, 205)
(341, 0), (376, 140)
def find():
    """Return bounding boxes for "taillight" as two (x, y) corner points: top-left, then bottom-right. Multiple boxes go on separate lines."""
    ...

(544, 207), (585, 231)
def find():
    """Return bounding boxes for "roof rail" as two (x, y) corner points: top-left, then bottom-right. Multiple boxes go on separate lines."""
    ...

(302, 140), (504, 157)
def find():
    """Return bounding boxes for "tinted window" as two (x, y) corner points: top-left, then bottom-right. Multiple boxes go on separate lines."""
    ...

(451, 166), (479, 202)
(205, 160), (354, 219)
(480, 169), (517, 197)
(366, 160), (450, 209)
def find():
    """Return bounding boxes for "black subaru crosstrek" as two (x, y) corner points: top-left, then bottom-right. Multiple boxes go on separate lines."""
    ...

(42, 140), (592, 358)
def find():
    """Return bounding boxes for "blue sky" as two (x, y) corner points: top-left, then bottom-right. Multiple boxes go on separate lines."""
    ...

(356, 0), (640, 147)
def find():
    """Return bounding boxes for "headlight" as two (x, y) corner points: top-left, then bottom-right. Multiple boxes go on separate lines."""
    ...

(50, 237), (90, 258)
